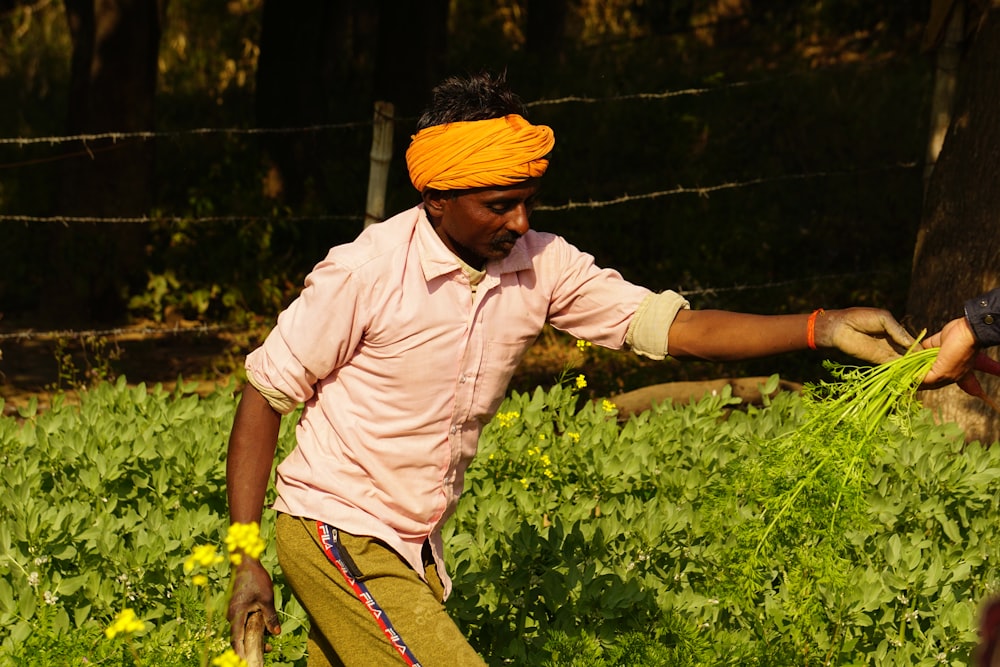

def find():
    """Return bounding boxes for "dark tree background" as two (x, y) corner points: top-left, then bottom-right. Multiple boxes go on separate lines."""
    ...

(43, 0), (163, 323)
(908, 1), (1000, 444)
(3, 0), (998, 441)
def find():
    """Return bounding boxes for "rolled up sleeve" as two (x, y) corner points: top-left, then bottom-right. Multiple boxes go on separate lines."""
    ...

(625, 291), (691, 360)
(246, 254), (367, 405)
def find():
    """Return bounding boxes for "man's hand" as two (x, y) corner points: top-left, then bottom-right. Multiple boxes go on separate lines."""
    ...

(918, 315), (1000, 411)
(813, 308), (916, 365)
(227, 558), (281, 660)
(921, 316), (979, 387)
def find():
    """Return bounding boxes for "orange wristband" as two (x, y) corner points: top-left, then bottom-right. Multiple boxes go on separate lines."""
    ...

(806, 308), (824, 350)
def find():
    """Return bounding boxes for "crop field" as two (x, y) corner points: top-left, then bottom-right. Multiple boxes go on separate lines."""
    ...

(1, 373), (999, 666)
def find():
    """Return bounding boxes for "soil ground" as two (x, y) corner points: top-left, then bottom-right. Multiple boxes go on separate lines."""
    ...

(0, 319), (597, 417)
(0, 318), (791, 419)
(0, 319), (244, 416)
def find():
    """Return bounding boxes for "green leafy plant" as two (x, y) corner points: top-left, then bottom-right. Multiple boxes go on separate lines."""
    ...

(712, 348), (942, 602)
(0, 379), (306, 666)
(2, 365), (998, 666)
(448, 362), (998, 665)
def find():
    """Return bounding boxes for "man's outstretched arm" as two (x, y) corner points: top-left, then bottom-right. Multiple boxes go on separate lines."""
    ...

(666, 307), (915, 364)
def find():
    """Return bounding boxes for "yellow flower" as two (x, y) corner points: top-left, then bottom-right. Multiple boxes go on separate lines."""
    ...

(104, 608), (146, 639)
(540, 454), (551, 467)
(566, 431), (580, 443)
(602, 399), (617, 413)
(543, 468), (554, 479)
(184, 544), (224, 573)
(575, 374), (587, 389)
(494, 411), (520, 428)
(192, 574), (209, 587)
(519, 478), (529, 489)
(211, 648), (249, 667)
(575, 339), (592, 350)
(226, 522), (265, 565)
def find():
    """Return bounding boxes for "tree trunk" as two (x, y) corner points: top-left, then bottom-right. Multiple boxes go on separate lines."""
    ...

(907, 4), (1000, 445)
(44, 0), (162, 324)
(255, 0), (337, 206)
(922, 0), (963, 194)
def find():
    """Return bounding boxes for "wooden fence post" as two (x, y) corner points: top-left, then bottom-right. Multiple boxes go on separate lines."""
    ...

(365, 101), (395, 228)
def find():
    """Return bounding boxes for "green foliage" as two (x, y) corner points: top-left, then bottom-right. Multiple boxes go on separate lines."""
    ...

(0, 379), (306, 666)
(2, 372), (997, 665)
(708, 350), (942, 603)
(448, 378), (1000, 665)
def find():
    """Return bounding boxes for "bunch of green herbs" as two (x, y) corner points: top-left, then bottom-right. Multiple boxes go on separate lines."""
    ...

(706, 348), (941, 603)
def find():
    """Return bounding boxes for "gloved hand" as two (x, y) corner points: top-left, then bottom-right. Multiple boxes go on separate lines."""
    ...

(812, 307), (916, 365)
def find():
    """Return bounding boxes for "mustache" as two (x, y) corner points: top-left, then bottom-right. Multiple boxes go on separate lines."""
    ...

(494, 231), (521, 246)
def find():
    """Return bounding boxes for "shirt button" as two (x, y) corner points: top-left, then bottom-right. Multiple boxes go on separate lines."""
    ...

(450, 425), (458, 435)
(986, 315), (996, 325)
(459, 375), (467, 384)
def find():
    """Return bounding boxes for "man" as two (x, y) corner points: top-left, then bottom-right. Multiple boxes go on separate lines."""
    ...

(225, 71), (917, 666)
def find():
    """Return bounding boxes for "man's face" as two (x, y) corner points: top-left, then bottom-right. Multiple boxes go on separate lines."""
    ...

(425, 179), (540, 269)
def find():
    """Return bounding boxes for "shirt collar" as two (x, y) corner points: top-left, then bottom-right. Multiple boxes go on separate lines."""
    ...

(414, 206), (532, 281)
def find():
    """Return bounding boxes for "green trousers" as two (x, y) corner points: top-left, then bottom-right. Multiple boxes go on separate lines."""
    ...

(275, 513), (487, 667)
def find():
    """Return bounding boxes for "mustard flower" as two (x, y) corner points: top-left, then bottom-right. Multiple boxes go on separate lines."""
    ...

(494, 411), (520, 428)
(602, 399), (617, 413)
(105, 608), (146, 639)
(226, 522), (266, 566)
(566, 431), (581, 443)
(575, 339), (592, 351)
(519, 478), (529, 489)
(211, 649), (248, 667)
(575, 374), (587, 389)
(192, 574), (209, 587)
(184, 544), (224, 573)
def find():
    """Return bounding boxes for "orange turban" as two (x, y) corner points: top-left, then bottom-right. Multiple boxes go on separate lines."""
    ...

(406, 114), (555, 192)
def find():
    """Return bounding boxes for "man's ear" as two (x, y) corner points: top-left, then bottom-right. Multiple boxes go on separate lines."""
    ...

(422, 189), (447, 218)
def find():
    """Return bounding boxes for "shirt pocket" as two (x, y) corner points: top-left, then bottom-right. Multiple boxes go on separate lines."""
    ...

(472, 338), (535, 417)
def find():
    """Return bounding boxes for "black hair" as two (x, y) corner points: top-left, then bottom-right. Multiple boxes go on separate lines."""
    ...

(415, 70), (528, 132)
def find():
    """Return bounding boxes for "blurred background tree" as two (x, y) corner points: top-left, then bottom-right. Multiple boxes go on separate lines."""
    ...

(2, 0), (998, 440)
(908, 0), (1000, 444)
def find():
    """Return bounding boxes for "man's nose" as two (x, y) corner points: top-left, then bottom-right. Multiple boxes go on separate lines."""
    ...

(506, 203), (531, 236)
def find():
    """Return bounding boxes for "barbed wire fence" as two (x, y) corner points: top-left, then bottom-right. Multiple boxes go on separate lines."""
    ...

(0, 72), (922, 347)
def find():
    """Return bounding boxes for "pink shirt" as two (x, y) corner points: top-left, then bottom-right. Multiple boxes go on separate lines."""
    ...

(246, 205), (652, 596)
